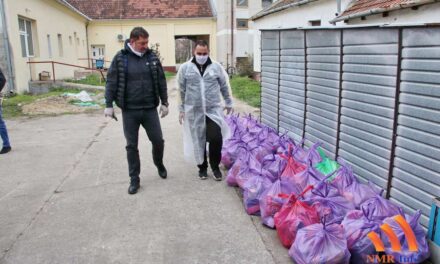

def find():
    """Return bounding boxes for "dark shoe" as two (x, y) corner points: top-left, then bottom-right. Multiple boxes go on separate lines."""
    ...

(212, 169), (222, 181)
(157, 164), (167, 179)
(128, 182), (140, 195)
(198, 169), (208, 180)
(0, 146), (11, 154)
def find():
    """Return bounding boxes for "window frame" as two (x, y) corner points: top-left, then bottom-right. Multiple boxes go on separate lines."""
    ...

(236, 19), (249, 29)
(18, 17), (34, 57)
(236, 0), (248, 8)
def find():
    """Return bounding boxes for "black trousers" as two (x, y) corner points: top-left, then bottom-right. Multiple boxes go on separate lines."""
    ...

(197, 116), (223, 171)
(122, 108), (164, 183)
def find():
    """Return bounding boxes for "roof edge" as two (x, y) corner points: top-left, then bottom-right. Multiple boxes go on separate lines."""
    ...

(251, 0), (320, 21)
(56, 0), (92, 20)
(330, 0), (436, 23)
(88, 17), (216, 22)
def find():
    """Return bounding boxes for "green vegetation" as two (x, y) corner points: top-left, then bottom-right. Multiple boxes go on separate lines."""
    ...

(65, 74), (104, 86)
(65, 71), (175, 87)
(1, 88), (102, 118)
(230, 76), (261, 108)
(165, 71), (176, 79)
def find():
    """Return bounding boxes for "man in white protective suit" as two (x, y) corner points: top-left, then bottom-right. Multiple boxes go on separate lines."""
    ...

(177, 40), (233, 181)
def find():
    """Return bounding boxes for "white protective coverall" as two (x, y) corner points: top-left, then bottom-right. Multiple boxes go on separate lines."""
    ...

(177, 58), (233, 165)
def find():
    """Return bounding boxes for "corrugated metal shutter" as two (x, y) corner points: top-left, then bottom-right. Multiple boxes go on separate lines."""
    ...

(338, 28), (399, 189)
(278, 30), (305, 142)
(304, 30), (342, 159)
(390, 28), (440, 229)
(261, 31), (280, 130)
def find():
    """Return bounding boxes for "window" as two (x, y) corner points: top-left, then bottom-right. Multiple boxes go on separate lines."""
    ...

(18, 17), (34, 57)
(262, 0), (273, 8)
(309, 20), (321, 26)
(58, 34), (63, 57)
(76, 37), (80, 46)
(237, 0), (248, 7)
(47, 34), (52, 58)
(236, 19), (249, 29)
(69, 36), (72, 45)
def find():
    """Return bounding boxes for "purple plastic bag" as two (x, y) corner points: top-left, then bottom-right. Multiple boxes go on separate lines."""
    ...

(308, 183), (355, 223)
(294, 142), (323, 166)
(221, 137), (245, 169)
(225, 144), (261, 186)
(341, 181), (381, 209)
(243, 175), (273, 215)
(359, 189), (401, 222)
(342, 209), (382, 263)
(289, 219), (351, 264)
(285, 165), (322, 199)
(382, 210), (430, 263)
(259, 178), (295, 228)
(261, 153), (287, 183)
(330, 159), (359, 194)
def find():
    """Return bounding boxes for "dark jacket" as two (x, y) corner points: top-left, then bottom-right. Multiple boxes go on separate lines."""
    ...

(0, 68), (6, 92)
(105, 40), (168, 110)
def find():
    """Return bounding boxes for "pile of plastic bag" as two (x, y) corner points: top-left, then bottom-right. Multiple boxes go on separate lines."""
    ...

(222, 114), (430, 264)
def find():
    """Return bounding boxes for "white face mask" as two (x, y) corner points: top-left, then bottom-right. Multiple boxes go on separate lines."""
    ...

(195, 55), (209, 65)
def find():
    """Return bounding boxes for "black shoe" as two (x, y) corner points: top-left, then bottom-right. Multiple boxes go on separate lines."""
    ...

(212, 169), (222, 181)
(0, 146), (11, 154)
(198, 169), (208, 180)
(157, 164), (167, 179)
(128, 182), (140, 195)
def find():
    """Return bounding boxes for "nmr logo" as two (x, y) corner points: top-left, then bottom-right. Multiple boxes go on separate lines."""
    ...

(365, 215), (420, 263)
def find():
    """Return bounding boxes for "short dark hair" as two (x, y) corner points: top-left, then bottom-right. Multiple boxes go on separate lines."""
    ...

(195, 40), (209, 49)
(130, 27), (149, 40)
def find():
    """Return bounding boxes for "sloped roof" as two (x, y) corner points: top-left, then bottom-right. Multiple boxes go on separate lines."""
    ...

(331, 0), (438, 22)
(251, 0), (320, 21)
(65, 0), (214, 20)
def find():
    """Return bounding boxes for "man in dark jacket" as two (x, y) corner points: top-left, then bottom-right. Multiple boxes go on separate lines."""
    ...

(0, 67), (11, 154)
(105, 27), (169, 194)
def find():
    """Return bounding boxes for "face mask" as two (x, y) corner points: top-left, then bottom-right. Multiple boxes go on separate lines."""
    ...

(196, 55), (209, 65)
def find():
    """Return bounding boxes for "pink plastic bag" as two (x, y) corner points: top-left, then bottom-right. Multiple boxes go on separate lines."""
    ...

(274, 186), (320, 248)
(259, 178), (296, 228)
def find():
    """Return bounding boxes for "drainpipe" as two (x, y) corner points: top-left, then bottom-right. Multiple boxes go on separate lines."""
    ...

(85, 21), (90, 68)
(231, 0), (234, 68)
(336, 0), (342, 14)
(0, 0), (15, 92)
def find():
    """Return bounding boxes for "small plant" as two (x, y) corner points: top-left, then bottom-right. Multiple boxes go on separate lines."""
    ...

(150, 43), (164, 64)
(236, 54), (254, 78)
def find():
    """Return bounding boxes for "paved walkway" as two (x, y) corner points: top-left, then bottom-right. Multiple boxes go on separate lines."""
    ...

(0, 79), (290, 264)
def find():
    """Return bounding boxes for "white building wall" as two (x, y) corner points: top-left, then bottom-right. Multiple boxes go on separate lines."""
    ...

(215, 0), (265, 67)
(252, 0), (351, 72)
(344, 2), (440, 25)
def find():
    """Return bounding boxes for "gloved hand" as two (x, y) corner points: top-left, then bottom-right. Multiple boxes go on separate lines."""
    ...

(179, 112), (185, 125)
(104, 107), (117, 121)
(224, 107), (233, 115)
(159, 105), (169, 118)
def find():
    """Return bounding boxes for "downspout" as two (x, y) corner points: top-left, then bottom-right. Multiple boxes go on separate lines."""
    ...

(231, 0), (234, 68)
(85, 21), (90, 68)
(0, 0), (15, 92)
(336, 0), (341, 14)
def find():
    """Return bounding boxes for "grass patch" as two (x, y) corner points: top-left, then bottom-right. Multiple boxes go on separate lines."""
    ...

(1, 88), (101, 119)
(230, 76), (261, 108)
(65, 74), (104, 86)
(165, 71), (176, 79)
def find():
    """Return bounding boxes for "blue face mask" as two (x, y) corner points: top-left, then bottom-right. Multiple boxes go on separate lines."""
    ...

(196, 55), (209, 65)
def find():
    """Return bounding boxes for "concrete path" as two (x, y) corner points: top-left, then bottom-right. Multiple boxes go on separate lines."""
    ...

(0, 79), (290, 264)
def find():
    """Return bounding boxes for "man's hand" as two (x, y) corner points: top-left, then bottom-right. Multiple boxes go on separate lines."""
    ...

(104, 107), (117, 121)
(224, 107), (233, 115)
(179, 112), (185, 125)
(159, 105), (169, 118)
